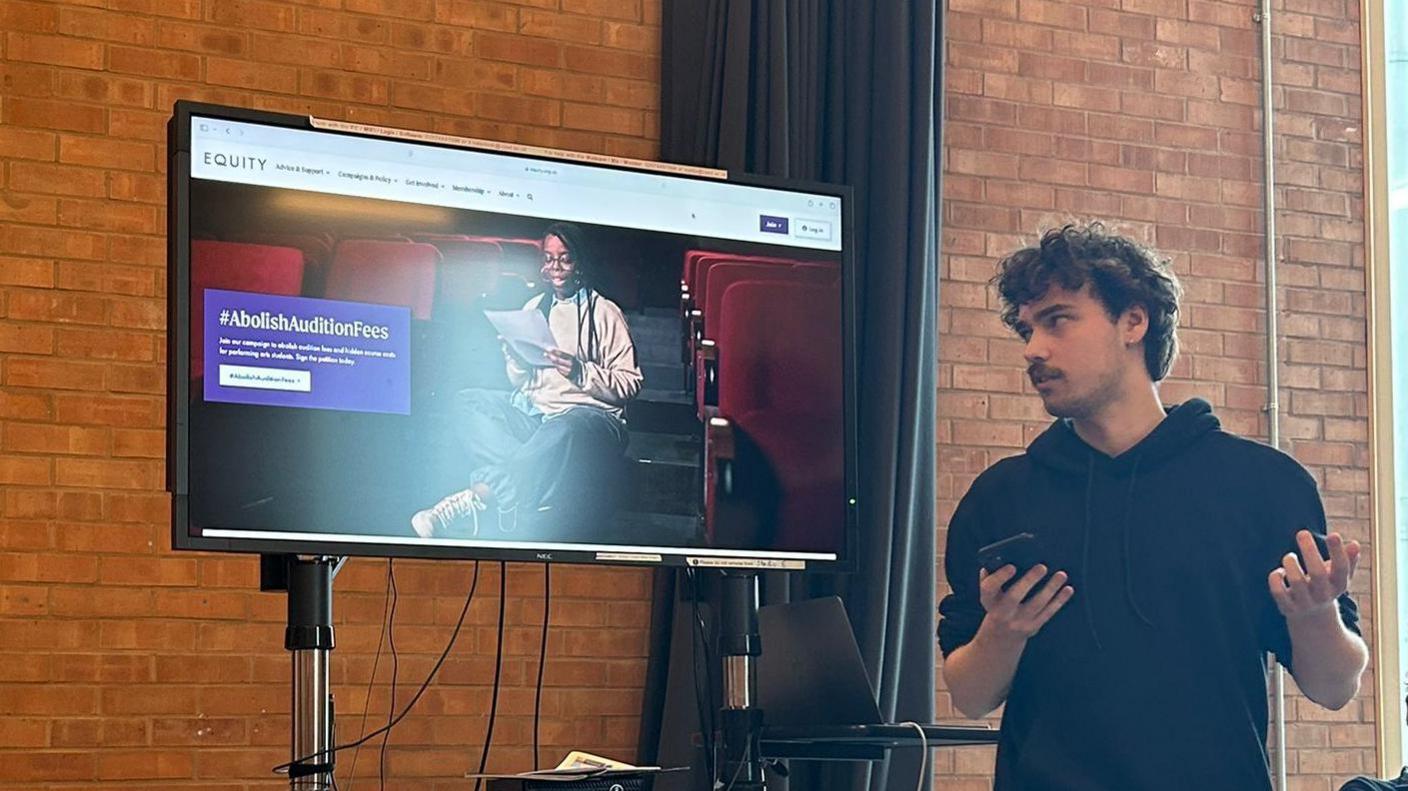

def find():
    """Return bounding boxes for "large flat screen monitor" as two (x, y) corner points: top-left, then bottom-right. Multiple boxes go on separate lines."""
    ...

(167, 102), (857, 570)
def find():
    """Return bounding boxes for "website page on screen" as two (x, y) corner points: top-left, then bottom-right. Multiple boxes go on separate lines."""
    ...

(185, 116), (845, 561)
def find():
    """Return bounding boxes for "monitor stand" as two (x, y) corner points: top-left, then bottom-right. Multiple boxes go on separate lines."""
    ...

(718, 570), (766, 790)
(261, 554), (344, 791)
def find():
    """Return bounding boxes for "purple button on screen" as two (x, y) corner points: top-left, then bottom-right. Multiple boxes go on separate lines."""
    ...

(759, 215), (789, 234)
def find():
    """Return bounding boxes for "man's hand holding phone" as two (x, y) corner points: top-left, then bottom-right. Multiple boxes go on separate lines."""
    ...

(943, 532), (1076, 719)
(975, 533), (1074, 645)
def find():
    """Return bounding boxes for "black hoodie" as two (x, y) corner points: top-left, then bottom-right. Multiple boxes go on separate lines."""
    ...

(938, 399), (1360, 790)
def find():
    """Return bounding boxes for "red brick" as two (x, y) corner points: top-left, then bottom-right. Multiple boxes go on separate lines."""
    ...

(603, 20), (655, 51)
(561, 0), (641, 20)
(1087, 62), (1154, 91)
(300, 69), (389, 104)
(4, 423), (111, 456)
(0, 193), (58, 224)
(981, 18), (1053, 49)
(1087, 112), (1153, 143)
(521, 9), (604, 43)
(106, 172), (164, 205)
(1285, 37), (1348, 68)
(477, 31), (562, 67)
(1154, 18), (1220, 49)
(54, 72), (153, 107)
(562, 102), (640, 134)
(206, 0), (296, 31)
(0, 63), (55, 99)
(1018, 0), (1086, 28)
(1052, 30), (1121, 61)
(951, 12), (984, 42)
(563, 43), (655, 79)
(6, 355), (109, 392)
(1187, 98), (1256, 129)
(1154, 68), (1220, 99)
(1123, 41), (1187, 69)
(152, 716), (248, 746)
(1017, 52), (1086, 82)
(108, 108), (166, 141)
(107, 44), (200, 79)
(603, 77), (652, 109)
(1018, 104), (1086, 135)
(0, 127), (57, 160)
(344, 0), (435, 18)
(55, 457), (160, 490)
(947, 97), (1014, 128)
(1089, 165), (1155, 193)
(1092, 8), (1157, 39)
(56, 199), (159, 234)
(1, 0), (59, 32)
(434, 2), (518, 31)
(5, 31), (106, 69)
(477, 92), (562, 126)
(1122, 92), (1186, 120)
(57, 135), (155, 172)
(206, 57), (298, 93)
(6, 97), (107, 133)
(985, 73), (1053, 103)
(51, 393), (159, 429)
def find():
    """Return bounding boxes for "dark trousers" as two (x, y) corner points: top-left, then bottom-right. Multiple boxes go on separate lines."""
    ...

(457, 388), (628, 514)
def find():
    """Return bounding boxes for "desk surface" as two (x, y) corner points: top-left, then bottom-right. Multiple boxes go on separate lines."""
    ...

(760, 723), (999, 760)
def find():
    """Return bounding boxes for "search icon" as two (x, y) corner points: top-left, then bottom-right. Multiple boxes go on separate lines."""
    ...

(527, 193), (534, 201)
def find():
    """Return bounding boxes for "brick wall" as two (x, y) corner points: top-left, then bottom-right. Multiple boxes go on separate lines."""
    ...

(0, 1), (660, 786)
(936, 0), (1372, 786)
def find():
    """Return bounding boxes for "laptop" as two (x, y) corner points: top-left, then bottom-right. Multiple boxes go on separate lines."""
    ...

(756, 596), (998, 752)
(758, 596), (886, 725)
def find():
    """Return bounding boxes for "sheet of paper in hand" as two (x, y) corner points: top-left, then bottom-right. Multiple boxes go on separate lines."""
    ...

(484, 308), (557, 368)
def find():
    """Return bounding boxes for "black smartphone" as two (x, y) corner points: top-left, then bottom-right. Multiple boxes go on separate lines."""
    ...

(977, 532), (1042, 577)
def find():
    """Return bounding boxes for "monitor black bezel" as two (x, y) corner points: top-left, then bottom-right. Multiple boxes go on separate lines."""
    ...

(166, 100), (859, 572)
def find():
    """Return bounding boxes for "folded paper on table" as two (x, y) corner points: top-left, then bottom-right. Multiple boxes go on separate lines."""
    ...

(465, 750), (683, 782)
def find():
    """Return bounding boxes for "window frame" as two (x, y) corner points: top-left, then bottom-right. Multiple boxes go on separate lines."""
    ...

(1365, 0), (1400, 775)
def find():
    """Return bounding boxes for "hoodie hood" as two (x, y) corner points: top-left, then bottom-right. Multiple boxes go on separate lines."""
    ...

(1027, 397), (1221, 475)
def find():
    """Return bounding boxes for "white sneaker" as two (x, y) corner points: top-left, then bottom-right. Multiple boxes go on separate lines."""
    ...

(411, 489), (486, 538)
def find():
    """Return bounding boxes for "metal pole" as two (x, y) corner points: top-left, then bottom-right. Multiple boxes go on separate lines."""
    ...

(286, 557), (338, 791)
(1255, 0), (1286, 786)
(719, 570), (765, 791)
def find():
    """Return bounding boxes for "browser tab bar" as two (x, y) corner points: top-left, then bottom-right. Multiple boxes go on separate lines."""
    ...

(189, 117), (843, 252)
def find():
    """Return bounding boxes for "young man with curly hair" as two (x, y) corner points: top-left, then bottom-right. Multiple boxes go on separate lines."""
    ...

(938, 222), (1367, 789)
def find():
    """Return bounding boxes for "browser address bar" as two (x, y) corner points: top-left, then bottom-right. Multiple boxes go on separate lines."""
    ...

(189, 122), (842, 251)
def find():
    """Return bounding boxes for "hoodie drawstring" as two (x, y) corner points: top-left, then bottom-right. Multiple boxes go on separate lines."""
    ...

(1081, 454), (1104, 651)
(1121, 456), (1155, 628)
(1083, 453), (1156, 650)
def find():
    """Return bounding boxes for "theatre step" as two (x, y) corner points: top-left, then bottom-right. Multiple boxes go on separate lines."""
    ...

(626, 394), (697, 436)
(623, 428), (700, 518)
(610, 510), (703, 546)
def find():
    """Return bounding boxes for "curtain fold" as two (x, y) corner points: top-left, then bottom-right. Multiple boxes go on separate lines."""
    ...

(645, 3), (942, 789)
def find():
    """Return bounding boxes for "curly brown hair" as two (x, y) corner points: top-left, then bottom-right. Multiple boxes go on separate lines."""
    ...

(992, 222), (1183, 381)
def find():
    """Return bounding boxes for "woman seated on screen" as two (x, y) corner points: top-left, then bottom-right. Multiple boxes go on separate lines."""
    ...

(411, 222), (643, 538)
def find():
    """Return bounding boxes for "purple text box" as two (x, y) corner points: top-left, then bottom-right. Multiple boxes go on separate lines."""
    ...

(204, 289), (411, 415)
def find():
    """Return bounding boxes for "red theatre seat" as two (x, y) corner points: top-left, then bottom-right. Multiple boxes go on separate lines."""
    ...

(682, 253), (801, 366)
(189, 239), (306, 380)
(705, 279), (844, 552)
(433, 239), (503, 311)
(324, 240), (441, 320)
(489, 238), (543, 279)
(227, 232), (334, 293)
(693, 262), (838, 416)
